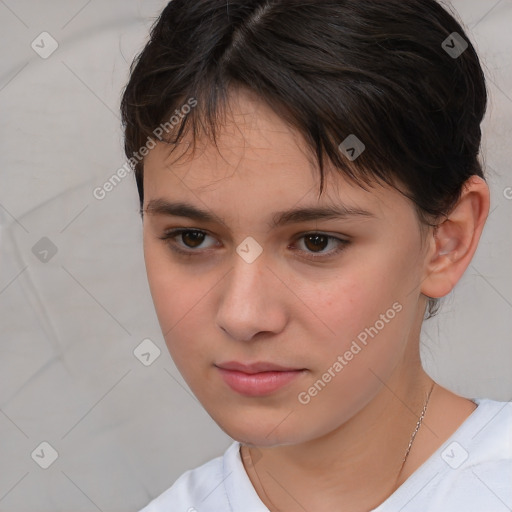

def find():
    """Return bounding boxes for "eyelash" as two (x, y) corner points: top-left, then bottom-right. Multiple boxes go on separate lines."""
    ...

(158, 228), (350, 261)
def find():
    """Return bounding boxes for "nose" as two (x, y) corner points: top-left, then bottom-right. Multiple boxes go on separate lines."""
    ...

(215, 250), (288, 342)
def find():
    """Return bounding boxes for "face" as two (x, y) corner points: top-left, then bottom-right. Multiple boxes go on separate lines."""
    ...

(142, 88), (430, 447)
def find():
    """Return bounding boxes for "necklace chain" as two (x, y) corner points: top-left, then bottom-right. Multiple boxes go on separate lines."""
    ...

(401, 382), (435, 465)
(242, 382), (435, 512)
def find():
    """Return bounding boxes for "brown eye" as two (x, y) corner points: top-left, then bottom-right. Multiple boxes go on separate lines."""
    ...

(293, 232), (350, 261)
(303, 234), (329, 253)
(158, 228), (216, 255)
(180, 230), (206, 248)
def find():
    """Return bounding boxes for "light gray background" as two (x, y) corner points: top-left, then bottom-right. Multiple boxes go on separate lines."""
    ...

(0, 1), (511, 511)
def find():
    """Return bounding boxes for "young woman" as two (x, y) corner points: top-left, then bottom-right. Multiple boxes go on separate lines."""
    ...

(121, 1), (512, 510)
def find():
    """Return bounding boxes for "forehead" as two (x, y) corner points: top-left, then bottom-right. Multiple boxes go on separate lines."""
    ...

(148, 89), (319, 184)
(142, 89), (408, 222)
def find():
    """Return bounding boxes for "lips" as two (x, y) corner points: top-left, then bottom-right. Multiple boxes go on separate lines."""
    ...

(215, 361), (307, 396)
(216, 360), (305, 374)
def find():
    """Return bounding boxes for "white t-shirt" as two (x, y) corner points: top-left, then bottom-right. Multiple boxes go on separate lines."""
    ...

(139, 399), (512, 512)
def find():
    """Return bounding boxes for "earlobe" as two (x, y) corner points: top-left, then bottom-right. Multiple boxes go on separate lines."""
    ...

(420, 176), (490, 299)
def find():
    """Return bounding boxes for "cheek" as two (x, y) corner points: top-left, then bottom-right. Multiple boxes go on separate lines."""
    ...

(306, 255), (412, 378)
(144, 241), (183, 322)
(290, 266), (411, 436)
(312, 259), (401, 340)
(143, 241), (216, 375)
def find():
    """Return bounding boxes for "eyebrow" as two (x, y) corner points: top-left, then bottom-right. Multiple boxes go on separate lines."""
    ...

(144, 199), (375, 229)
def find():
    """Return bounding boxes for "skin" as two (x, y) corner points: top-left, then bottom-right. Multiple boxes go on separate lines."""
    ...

(142, 87), (490, 511)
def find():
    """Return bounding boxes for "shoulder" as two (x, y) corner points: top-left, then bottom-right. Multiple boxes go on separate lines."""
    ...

(460, 398), (512, 460)
(138, 441), (239, 512)
(453, 398), (512, 474)
(428, 399), (512, 509)
(376, 399), (512, 512)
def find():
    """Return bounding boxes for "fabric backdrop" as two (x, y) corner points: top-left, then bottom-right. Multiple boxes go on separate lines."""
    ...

(1, 1), (511, 510)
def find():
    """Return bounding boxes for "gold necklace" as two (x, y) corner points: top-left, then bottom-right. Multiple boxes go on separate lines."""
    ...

(242, 382), (435, 512)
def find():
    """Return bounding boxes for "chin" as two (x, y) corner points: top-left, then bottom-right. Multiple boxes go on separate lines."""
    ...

(209, 409), (310, 447)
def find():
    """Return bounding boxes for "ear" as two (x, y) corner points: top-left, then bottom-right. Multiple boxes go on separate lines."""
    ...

(421, 175), (490, 299)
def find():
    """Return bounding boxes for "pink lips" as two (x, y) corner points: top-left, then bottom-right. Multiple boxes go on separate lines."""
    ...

(215, 361), (307, 396)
